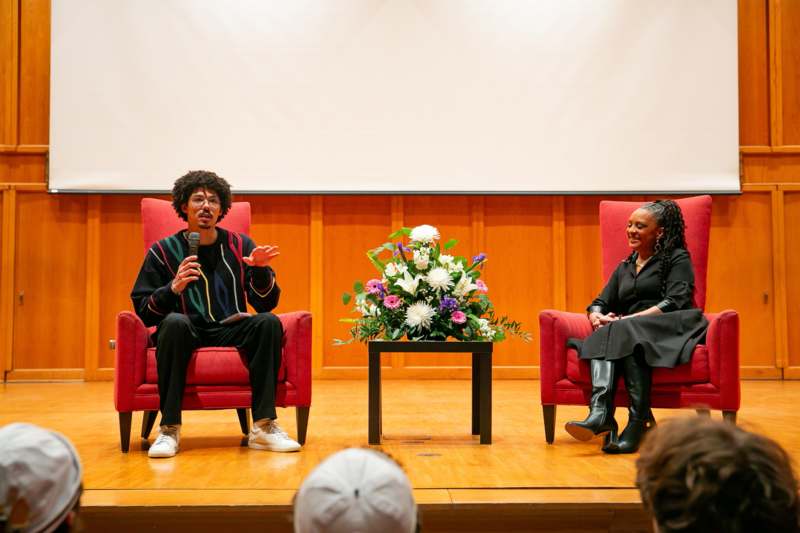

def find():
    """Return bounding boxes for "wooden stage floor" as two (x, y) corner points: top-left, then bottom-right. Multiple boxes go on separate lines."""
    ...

(1, 379), (798, 532)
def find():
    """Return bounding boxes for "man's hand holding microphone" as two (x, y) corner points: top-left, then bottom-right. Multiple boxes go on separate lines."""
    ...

(171, 232), (201, 294)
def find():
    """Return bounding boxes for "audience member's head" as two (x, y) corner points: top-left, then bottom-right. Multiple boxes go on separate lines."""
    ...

(0, 423), (83, 533)
(636, 417), (799, 533)
(294, 448), (418, 533)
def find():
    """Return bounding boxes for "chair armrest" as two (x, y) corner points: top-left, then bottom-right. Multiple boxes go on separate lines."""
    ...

(114, 311), (151, 412)
(278, 311), (312, 406)
(704, 310), (740, 411)
(539, 310), (592, 403)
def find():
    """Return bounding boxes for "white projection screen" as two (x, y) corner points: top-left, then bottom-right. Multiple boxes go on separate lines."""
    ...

(50, 1), (739, 194)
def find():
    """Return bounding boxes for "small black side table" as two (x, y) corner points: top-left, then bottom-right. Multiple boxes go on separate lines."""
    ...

(367, 340), (493, 445)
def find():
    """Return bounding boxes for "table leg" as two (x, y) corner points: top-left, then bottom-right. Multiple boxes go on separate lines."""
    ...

(368, 349), (382, 444)
(471, 353), (480, 435)
(477, 351), (492, 444)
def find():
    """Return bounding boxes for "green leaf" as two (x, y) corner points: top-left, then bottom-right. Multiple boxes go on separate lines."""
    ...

(367, 251), (385, 271)
(342, 292), (351, 305)
(354, 280), (364, 293)
(443, 238), (458, 250)
(388, 227), (412, 240)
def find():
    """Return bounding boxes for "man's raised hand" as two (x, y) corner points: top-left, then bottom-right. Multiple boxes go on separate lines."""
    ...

(243, 245), (280, 267)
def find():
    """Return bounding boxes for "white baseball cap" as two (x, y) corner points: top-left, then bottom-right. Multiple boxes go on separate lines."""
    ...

(294, 448), (417, 533)
(0, 423), (83, 533)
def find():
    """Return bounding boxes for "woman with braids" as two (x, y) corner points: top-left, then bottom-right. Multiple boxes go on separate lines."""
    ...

(564, 200), (708, 454)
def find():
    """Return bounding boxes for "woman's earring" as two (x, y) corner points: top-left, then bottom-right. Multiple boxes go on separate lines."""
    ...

(654, 236), (663, 254)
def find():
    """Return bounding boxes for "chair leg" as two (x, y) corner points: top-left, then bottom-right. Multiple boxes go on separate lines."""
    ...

(543, 405), (556, 444)
(141, 410), (158, 439)
(296, 406), (310, 445)
(722, 410), (737, 424)
(696, 409), (711, 418)
(118, 412), (132, 453)
(237, 408), (250, 435)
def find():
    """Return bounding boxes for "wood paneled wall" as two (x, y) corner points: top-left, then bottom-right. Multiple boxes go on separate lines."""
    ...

(1, 0), (799, 381)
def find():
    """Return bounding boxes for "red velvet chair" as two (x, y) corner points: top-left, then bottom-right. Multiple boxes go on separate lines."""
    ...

(114, 198), (312, 452)
(539, 195), (739, 444)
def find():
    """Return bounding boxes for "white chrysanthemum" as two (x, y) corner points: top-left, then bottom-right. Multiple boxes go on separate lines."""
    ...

(413, 249), (430, 270)
(405, 302), (436, 329)
(396, 262), (409, 274)
(454, 273), (479, 297)
(409, 225), (440, 244)
(395, 271), (423, 296)
(439, 254), (454, 265)
(384, 262), (399, 277)
(426, 267), (453, 291)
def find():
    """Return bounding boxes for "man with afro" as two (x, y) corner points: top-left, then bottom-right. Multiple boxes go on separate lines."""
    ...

(131, 170), (301, 458)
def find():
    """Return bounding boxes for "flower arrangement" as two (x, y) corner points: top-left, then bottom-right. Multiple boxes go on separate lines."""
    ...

(336, 225), (530, 343)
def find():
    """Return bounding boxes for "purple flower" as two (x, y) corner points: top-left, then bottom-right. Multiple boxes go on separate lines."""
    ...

(383, 295), (402, 309)
(439, 297), (458, 312)
(393, 242), (410, 256)
(366, 279), (385, 295)
(472, 253), (487, 264)
(451, 311), (467, 324)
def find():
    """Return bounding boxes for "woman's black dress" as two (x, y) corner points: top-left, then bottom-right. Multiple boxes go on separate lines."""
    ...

(578, 248), (707, 368)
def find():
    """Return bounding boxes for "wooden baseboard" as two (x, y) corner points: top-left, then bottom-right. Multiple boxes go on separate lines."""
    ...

(740, 366), (783, 379)
(4, 368), (112, 382)
(783, 367), (800, 380)
(86, 368), (115, 381)
(0, 366), (785, 382)
(316, 366), (539, 380)
(5, 368), (85, 381)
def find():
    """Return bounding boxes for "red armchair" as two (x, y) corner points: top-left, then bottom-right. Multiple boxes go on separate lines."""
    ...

(114, 199), (312, 452)
(539, 195), (739, 444)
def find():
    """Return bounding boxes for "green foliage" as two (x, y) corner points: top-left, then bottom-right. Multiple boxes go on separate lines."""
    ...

(387, 227), (412, 239)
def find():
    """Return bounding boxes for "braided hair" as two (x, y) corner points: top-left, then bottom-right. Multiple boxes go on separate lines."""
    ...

(641, 199), (688, 298)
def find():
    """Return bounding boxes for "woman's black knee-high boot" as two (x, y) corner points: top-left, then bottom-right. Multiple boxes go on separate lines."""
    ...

(604, 354), (651, 454)
(565, 359), (618, 441)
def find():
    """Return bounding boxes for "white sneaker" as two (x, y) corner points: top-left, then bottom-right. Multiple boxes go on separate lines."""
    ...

(148, 425), (180, 458)
(248, 420), (301, 452)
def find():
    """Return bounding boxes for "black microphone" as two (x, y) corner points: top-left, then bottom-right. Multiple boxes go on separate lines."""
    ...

(188, 232), (200, 257)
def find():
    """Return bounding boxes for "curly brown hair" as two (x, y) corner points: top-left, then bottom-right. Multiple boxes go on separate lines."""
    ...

(636, 417), (799, 533)
(171, 170), (232, 222)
